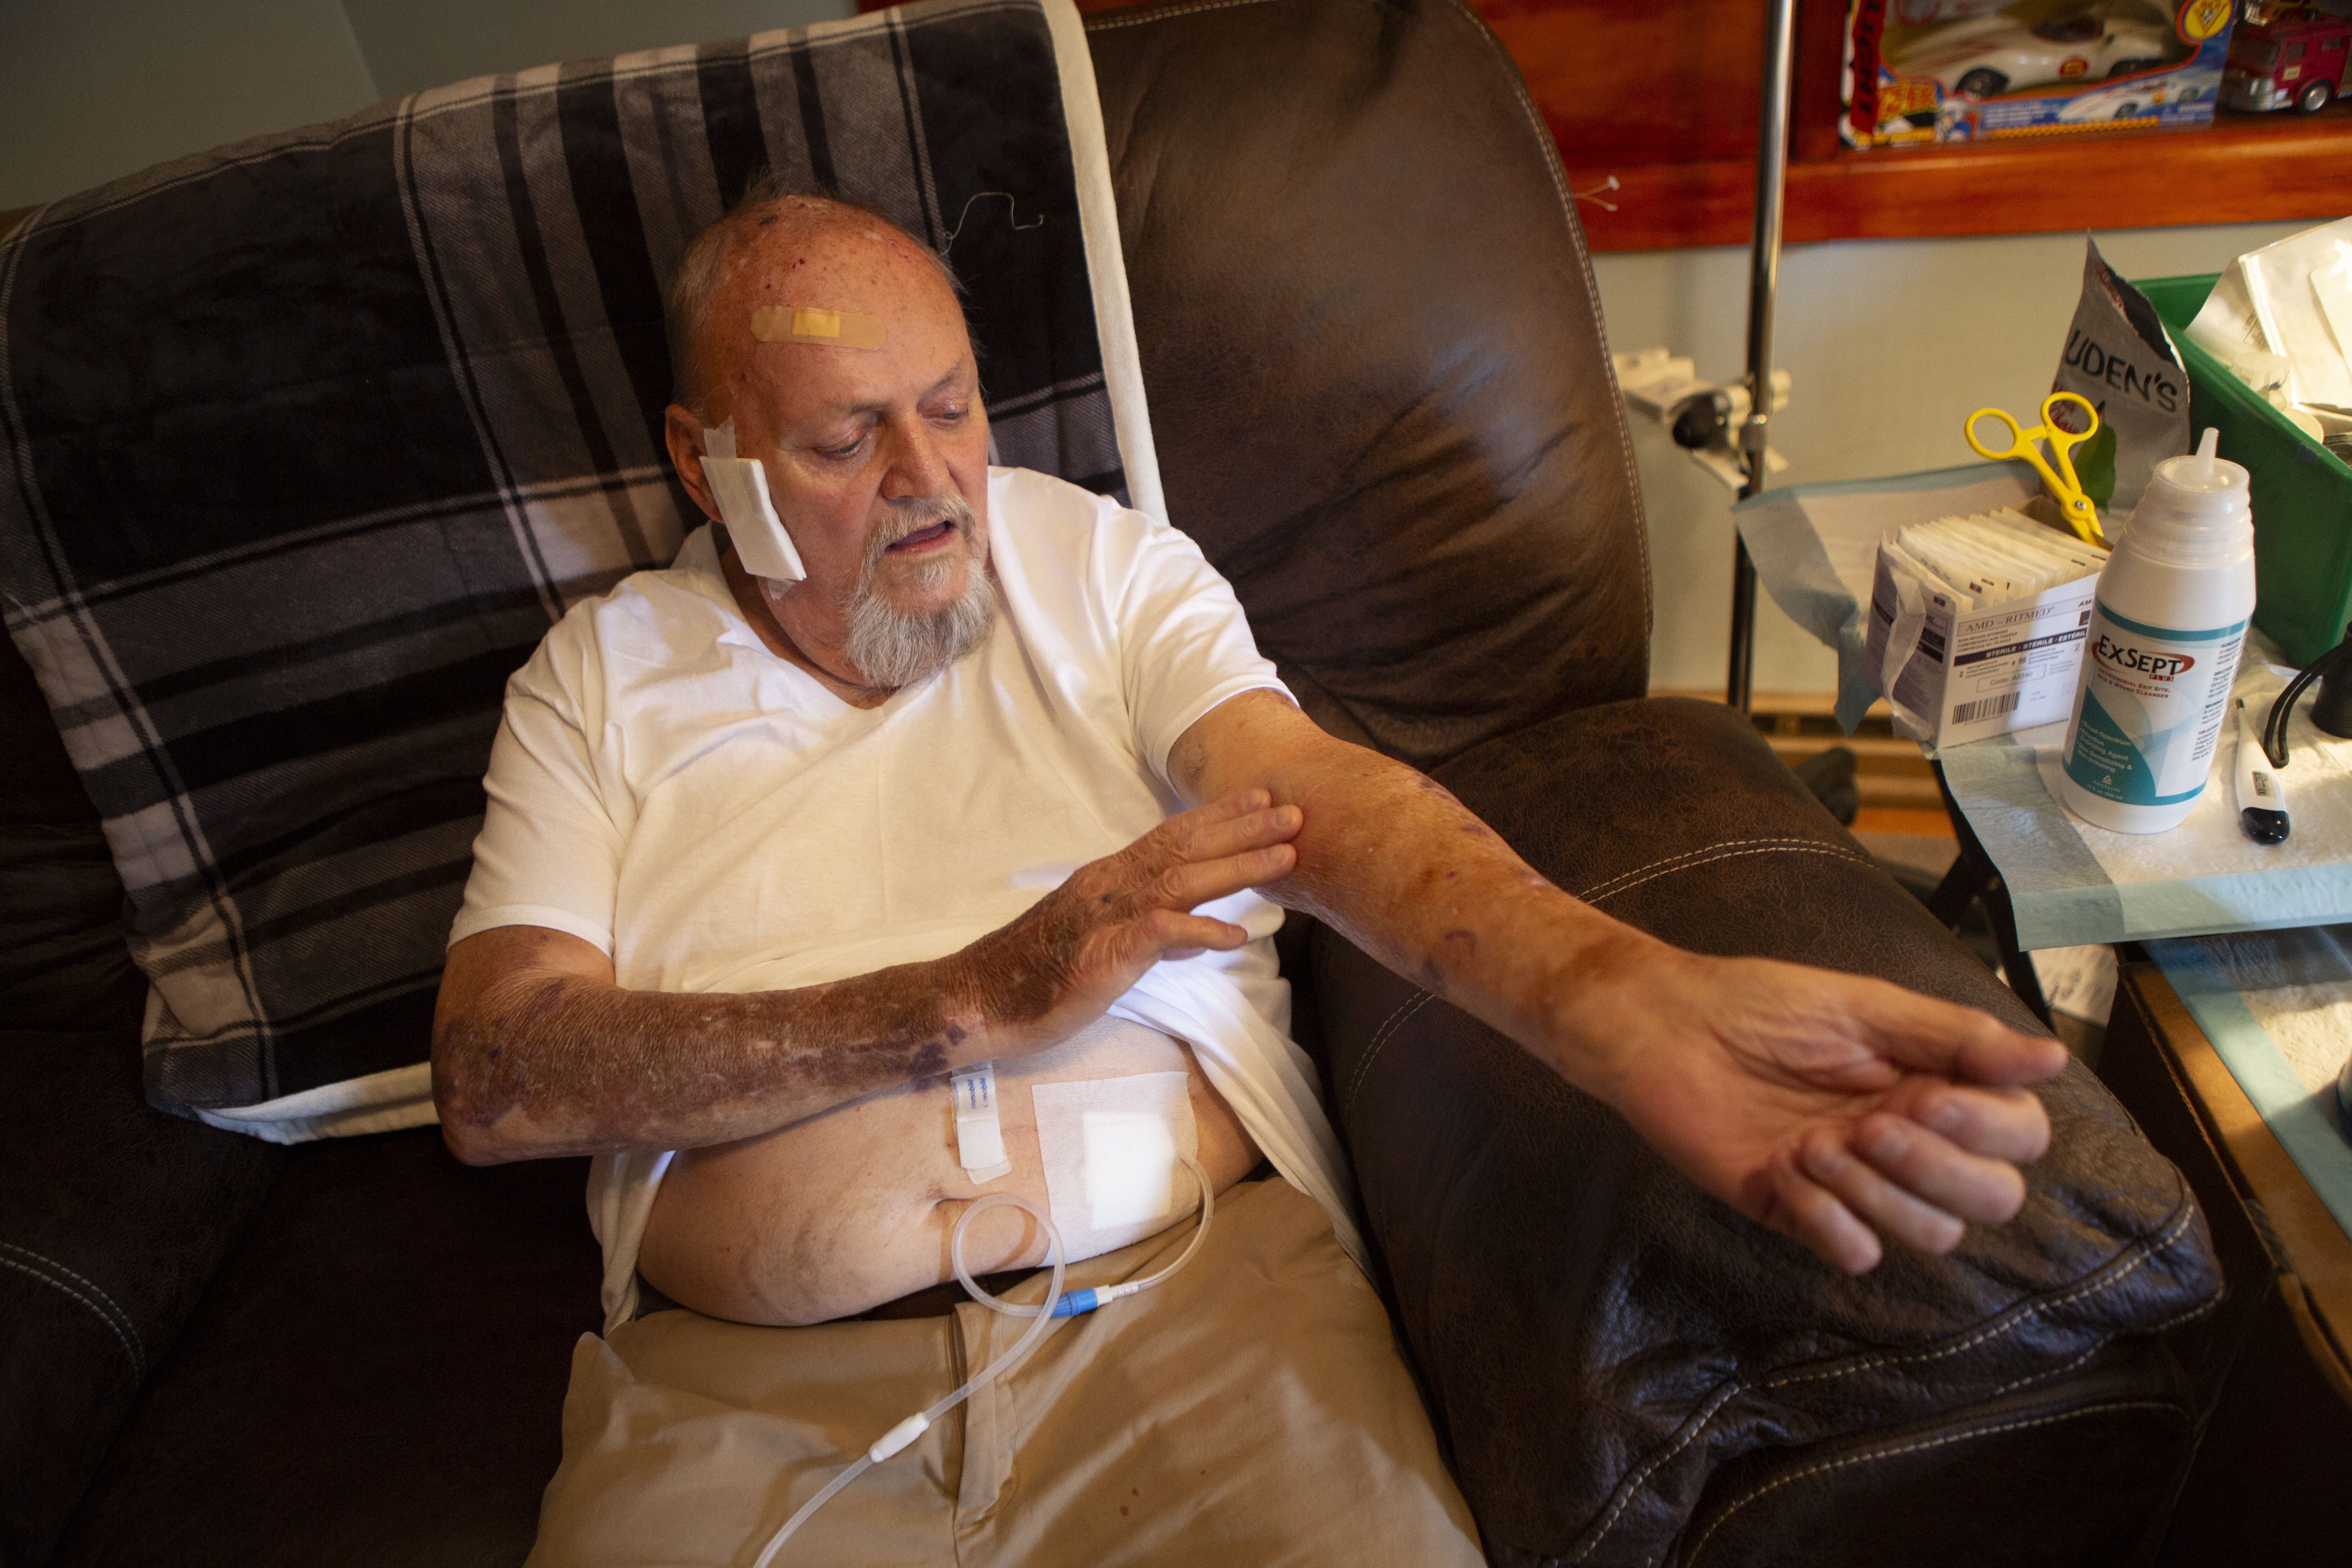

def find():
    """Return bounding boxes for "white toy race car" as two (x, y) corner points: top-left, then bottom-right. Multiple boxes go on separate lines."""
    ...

(1893, 11), (2176, 98)
(2052, 74), (2183, 118)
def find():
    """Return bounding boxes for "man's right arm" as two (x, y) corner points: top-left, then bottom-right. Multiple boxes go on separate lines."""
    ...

(429, 790), (1301, 1164)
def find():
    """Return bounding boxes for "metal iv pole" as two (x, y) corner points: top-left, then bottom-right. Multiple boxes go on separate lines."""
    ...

(1727, 0), (1796, 715)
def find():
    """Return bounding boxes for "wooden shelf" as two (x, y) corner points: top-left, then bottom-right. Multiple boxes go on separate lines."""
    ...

(1472, 0), (2352, 250)
(1557, 97), (2352, 252)
(1561, 106), (2352, 248)
(1051, 0), (2352, 252)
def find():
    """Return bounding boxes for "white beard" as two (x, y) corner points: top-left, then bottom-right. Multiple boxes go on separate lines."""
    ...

(842, 547), (996, 688)
(759, 492), (997, 689)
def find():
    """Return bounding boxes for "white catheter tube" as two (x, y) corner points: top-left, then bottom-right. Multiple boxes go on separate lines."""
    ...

(751, 1153), (1214, 1564)
(952, 1154), (1212, 1315)
(750, 1196), (1069, 1568)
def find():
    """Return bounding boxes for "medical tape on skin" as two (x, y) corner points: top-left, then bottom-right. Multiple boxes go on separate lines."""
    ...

(1030, 1072), (1200, 1263)
(751, 305), (886, 349)
(951, 1061), (1014, 1185)
(697, 417), (806, 584)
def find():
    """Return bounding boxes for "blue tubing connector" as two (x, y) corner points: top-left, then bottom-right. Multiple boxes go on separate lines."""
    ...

(1049, 1287), (1106, 1317)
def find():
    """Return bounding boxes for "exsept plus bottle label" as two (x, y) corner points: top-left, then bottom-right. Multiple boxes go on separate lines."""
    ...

(2062, 603), (2247, 806)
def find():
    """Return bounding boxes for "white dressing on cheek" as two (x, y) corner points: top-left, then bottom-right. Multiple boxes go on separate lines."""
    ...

(698, 419), (807, 584)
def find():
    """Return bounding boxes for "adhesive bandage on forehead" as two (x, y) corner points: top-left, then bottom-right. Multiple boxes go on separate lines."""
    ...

(751, 305), (886, 349)
(1031, 1071), (1200, 1263)
(698, 417), (806, 584)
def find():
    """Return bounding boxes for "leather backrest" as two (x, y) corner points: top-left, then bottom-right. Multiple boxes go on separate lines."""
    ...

(1090, 0), (1650, 773)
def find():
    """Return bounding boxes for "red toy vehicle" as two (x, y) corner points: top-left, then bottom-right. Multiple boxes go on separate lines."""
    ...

(2223, 5), (2352, 111)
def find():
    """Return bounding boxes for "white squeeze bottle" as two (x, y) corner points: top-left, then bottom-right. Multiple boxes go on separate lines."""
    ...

(2057, 429), (2256, 834)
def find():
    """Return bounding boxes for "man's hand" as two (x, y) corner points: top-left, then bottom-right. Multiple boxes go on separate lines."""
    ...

(1592, 952), (2068, 1274)
(955, 790), (1300, 1057)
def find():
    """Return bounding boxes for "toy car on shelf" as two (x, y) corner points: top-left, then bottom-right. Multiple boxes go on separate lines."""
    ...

(1895, 10), (2178, 98)
(2223, 5), (2352, 111)
(1845, 0), (2234, 146)
(2055, 72), (2209, 119)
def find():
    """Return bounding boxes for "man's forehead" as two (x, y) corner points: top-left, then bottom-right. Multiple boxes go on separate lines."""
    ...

(703, 223), (960, 358)
(721, 210), (934, 290)
(694, 270), (971, 423)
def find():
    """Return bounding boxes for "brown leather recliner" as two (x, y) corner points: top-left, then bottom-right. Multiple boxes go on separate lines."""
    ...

(1095, 4), (2222, 1562)
(0, 0), (2222, 1563)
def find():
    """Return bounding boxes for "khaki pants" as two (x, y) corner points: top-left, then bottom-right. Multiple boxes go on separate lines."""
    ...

(528, 1178), (1483, 1567)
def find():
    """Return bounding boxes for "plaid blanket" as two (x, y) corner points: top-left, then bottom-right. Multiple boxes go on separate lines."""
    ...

(0, 0), (1144, 1133)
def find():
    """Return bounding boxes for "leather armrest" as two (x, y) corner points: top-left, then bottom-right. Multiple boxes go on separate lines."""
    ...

(1312, 697), (2222, 1566)
(0, 1025), (279, 1565)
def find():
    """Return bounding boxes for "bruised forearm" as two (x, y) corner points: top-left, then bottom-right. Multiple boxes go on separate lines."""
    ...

(1278, 753), (1673, 1097)
(432, 947), (993, 1164)
(431, 797), (1296, 1166)
(1176, 695), (1677, 1103)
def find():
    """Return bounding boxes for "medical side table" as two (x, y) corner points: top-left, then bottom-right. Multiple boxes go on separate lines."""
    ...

(2098, 960), (2351, 1564)
(1730, 467), (2352, 1020)
(1923, 698), (2352, 1027)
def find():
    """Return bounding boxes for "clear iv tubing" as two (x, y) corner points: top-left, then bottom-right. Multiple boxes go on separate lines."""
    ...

(749, 1154), (1212, 1567)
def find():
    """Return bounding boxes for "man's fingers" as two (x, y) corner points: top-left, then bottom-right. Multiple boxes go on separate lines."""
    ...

(1851, 1113), (2029, 1226)
(1141, 910), (1250, 957)
(1195, 788), (1274, 820)
(1864, 993), (2069, 1089)
(1896, 1082), (2051, 1163)
(1149, 843), (1297, 911)
(1799, 1126), (1969, 1256)
(1766, 1152), (1883, 1275)
(1951, 1027), (2070, 1088)
(1076, 794), (1299, 913)
(1154, 792), (1294, 857)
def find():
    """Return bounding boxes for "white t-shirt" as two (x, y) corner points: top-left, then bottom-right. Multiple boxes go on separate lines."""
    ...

(452, 467), (1360, 1327)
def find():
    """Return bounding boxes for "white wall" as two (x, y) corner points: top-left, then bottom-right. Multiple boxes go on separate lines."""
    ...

(0, 0), (856, 212)
(0, 0), (379, 210)
(1594, 219), (2312, 697)
(341, 0), (859, 100)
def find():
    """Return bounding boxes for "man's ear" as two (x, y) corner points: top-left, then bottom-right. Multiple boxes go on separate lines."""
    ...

(665, 405), (723, 522)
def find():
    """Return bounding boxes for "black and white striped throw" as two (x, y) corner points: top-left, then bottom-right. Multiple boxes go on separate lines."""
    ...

(0, 0), (1136, 1134)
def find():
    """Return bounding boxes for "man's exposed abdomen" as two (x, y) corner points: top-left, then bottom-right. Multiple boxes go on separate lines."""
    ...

(636, 1015), (1262, 1325)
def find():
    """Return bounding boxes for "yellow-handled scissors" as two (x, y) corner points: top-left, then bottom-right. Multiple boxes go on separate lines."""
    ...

(1964, 391), (2106, 546)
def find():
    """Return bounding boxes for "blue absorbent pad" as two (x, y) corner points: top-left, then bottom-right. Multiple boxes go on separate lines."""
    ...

(1938, 651), (2352, 950)
(2146, 930), (2352, 1241)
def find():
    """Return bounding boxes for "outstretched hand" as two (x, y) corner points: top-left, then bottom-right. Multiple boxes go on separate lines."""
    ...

(955, 791), (1300, 1058)
(1599, 952), (2069, 1274)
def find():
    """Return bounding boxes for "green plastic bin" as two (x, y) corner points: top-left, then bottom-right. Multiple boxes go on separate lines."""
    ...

(2138, 273), (2352, 668)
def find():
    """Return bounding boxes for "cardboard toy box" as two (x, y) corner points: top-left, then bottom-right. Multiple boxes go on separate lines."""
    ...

(1844, 0), (2236, 147)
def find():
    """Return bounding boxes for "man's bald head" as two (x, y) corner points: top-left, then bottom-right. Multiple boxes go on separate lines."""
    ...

(664, 178), (965, 419)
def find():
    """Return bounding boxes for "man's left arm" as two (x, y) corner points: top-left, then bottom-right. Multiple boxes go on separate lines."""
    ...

(1169, 689), (2069, 1274)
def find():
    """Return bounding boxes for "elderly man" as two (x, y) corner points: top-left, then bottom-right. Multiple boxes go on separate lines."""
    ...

(432, 187), (2065, 1563)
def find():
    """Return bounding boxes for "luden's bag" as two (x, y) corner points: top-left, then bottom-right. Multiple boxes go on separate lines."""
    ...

(2051, 238), (2192, 519)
